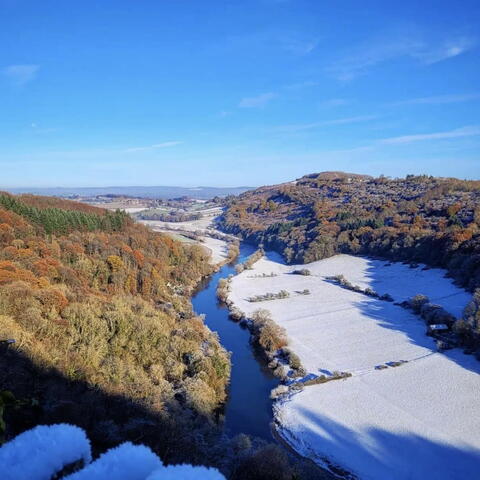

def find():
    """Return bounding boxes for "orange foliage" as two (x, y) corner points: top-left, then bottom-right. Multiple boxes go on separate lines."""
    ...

(34, 287), (69, 312)
(452, 229), (473, 243)
(133, 249), (145, 267)
(0, 263), (39, 287)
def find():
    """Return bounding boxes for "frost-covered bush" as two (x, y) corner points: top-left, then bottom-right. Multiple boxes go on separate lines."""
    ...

(364, 287), (379, 298)
(64, 442), (162, 480)
(234, 249), (264, 274)
(410, 294), (430, 313)
(0, 424), (91, 480)
(379, 293), (394, 302)
(1, 424), (226, 480)
(216, 277), (231, 302)
(231, 433), (252, 453)
(247, 290), (290, 302)
(270, 385), (289, 399)
(463, 289), (480, 330)
(281, 348), (305, 375)
(292, 269), (311, 276)
(234, 263), (245, 274)
(146, 464), (226, 480)
(251, 309), (288, 353)
(229, 306), (244, 321)
(232, 443), (292, 480)
(420, 303), (455, 325)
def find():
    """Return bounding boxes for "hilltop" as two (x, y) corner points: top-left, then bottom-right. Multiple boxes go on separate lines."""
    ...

(220, 172), (480, 291)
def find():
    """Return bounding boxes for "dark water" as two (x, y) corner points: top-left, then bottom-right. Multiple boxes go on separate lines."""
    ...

(192, 243), (279, 440)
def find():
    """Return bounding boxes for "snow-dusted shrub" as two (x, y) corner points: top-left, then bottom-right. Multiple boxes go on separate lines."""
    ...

(64, 442), (162, 480)
(283, 349), (305, 375)
(251, 309), (288, 352)
(364, 287), (379, 298)
(229, 306), (244, 321)
(183, 377), (218, 416)
(410, 294), (430, 313)
(380, 293), (394, 302)
(232, 433), (252, 453)
(216, 278), (231, 302)
(453, 319), (472, 337)
(0, 424), (91, 480)
(419, 303), (455, 325)
(273, 365), (287, 379)
(270, 385), (289, 399)
(235, 263), (245, 274)
(232, 443), (292, 480)
(292, 269), (311, 276)
(463, 289), (480, 330)
(146, 464), (225, 480)
(247, 290), (290, 302)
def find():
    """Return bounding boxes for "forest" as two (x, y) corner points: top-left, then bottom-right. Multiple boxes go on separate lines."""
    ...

(0, 191), (226, 441)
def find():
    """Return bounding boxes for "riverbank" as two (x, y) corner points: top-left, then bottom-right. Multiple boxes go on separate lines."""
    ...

(226, 252), (480, 479)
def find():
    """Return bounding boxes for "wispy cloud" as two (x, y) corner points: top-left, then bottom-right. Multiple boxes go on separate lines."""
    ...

(124, 141), (183, 153)
(220, 30), (318, 57)
(239, 92), (277, 108)
(271, 115), (377, 133)
(323, 98), (350, 107)
(328, 33), (476, 81)
(415, 37), (476, 64)
(3, 64), (39, 86)
(390, 92), (480, 106)
(282, 37), (318, 56)
(284, 80), (319, 90)
(380, 125), (480, 145)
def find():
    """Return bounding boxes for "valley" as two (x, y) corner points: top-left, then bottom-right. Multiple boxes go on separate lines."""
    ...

(1, 171), (480, 479)
(226, 252), (480, 479)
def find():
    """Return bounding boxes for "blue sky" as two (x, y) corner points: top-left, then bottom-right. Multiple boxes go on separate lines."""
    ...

(1, 0), (479, 187)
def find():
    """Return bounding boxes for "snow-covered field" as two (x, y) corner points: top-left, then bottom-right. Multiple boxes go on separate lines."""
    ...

(201, 236), (229, 265)
(228, 253), (480, 479)
(123, 207), (149, 214)
(140, 211), (229, 266)
(140, 206), (222, 234)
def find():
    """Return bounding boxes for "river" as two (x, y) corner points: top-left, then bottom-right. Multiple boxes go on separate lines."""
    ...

(191, 243), (279, 440)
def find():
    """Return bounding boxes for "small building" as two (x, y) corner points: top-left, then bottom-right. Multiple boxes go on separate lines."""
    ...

(427, 324), (449, 336)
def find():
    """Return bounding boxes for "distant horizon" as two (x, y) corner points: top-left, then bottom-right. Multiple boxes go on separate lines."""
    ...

(1, 169), (479, 192)
(1, 184), (256, 190)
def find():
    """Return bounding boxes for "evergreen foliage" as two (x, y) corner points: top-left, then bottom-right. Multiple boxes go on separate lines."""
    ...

(0, 194), (129, 235)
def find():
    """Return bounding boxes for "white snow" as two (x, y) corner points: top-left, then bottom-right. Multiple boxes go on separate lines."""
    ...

(140, 211), (230, 266)
(228, 253), (480, 479)
(64, 442), (162, 480)
(146, 464), (226, 480)
(140, 206), (222, 234)
(0, 424), (91, 480)
(200, 236), (229, 265)
(1, 425), (225, 480)
(123, 207), (149, 214)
